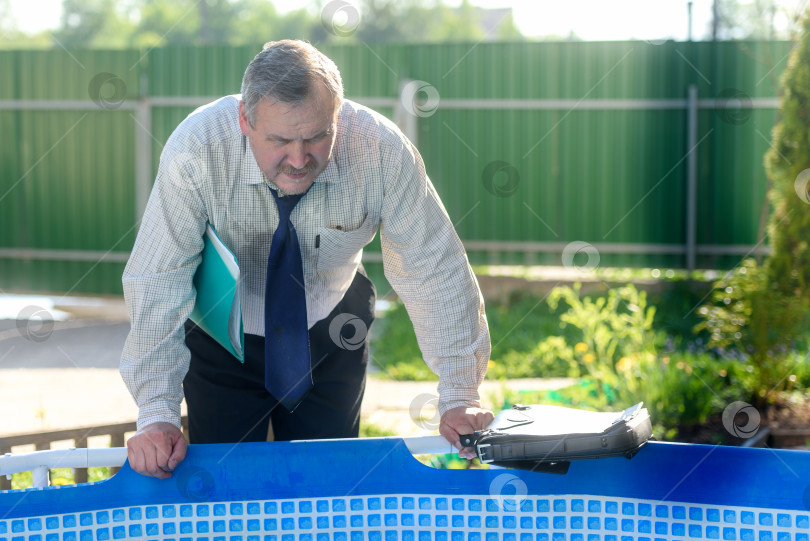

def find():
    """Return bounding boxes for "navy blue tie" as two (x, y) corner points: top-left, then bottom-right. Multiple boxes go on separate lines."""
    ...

(265, 188), (311, 411)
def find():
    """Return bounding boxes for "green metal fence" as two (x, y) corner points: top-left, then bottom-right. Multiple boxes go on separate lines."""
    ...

(0, 40), (794, 295)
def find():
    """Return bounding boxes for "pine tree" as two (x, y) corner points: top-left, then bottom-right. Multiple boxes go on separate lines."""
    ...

(697, 10), (810, 403)
(764, 9), (810, 302)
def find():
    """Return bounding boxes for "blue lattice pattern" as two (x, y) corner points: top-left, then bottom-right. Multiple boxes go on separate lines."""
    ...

(2, 494), (810, 541)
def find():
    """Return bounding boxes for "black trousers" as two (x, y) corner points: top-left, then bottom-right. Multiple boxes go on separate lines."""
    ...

(183, 271), (376, 444)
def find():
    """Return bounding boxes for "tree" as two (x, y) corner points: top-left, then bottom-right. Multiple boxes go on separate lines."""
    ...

(764, 8), (810, 303)
(711, 0), (806, 40)
(345, 0), (516, 44)
(696, 7), (809, 404)
(262, 7), (320, 44)
(51, 0), (134, 48)
(1, 0), (525, 49)
(0, 0), (14, 35)
(494, 10), (522, 41)
(129, 0), (201, 48)
(0, 0), (52, 48)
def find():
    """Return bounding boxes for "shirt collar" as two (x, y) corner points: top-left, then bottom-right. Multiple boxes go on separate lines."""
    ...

(239, 138), (266, 185)
(314, 142), (341, 184)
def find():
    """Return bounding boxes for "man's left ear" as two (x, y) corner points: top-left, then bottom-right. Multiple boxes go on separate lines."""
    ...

(237, 101), (251, 137)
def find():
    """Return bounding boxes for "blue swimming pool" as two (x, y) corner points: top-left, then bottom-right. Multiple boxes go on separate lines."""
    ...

(1, 439), (809, 540)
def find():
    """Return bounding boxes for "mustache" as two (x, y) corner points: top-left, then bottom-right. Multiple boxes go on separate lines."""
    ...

(278, 162), (317, 175)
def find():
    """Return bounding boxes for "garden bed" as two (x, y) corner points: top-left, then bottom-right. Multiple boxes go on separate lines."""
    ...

(369, 272), (810, 447)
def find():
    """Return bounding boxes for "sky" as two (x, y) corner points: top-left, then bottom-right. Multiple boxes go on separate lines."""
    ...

(5, 0), (725, 42)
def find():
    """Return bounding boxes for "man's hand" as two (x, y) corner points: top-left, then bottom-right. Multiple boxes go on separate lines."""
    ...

(126, 422), (188, 479)
(439, 406), (494, 460)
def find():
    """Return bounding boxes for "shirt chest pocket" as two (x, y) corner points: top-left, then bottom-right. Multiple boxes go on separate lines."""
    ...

(316, 215), (377, 272)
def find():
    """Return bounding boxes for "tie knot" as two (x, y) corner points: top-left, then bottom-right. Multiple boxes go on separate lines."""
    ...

(269, 188), (304, 222)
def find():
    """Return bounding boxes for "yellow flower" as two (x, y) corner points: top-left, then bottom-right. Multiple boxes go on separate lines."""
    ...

(487, 360), (496, 369)
(583, 353), (595, 364)
(616, 356), (633, 371)
(574, 342), (588, 354)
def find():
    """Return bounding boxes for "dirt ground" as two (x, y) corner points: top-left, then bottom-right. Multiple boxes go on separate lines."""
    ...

(678, 393), (810, 449)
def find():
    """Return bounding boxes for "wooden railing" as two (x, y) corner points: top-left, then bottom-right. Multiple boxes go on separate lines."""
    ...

(0, 416), (188, 490)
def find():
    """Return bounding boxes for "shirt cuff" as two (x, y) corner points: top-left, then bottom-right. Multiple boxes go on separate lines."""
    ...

(437, 390), (482, 418)
(136, 400), (183, 432)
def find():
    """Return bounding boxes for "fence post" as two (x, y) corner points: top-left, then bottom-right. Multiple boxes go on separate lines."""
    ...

(34, 441), (51, 487)
(32, 466), (50, 488)
(110, 429), (125, 475)
(686, 84), (698, 273)
(0, 448), (10, 491)
(395, 79), (419, 149)
(74, 436), (88, 484)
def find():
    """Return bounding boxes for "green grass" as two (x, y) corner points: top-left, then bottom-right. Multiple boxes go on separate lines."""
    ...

(358, 422), (396, 438)
(370, 294), (573, 380)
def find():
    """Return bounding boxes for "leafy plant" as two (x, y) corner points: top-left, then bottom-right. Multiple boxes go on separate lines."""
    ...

(519, 284), (746, 437)
(11, 466), (112, 489)
(486, 335), (580, 379)
(370, 275), (809, 440)
(502, 351), (746, 441)
(415, 453), (488, 470)
(695, 259), (807, 403)
(544, 283), (659, 398)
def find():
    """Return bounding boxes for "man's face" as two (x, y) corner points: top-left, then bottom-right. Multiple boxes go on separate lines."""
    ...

(239, 84), (338, 194)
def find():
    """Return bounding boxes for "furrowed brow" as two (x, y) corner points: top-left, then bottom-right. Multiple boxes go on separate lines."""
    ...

(266, 127), (333, 144)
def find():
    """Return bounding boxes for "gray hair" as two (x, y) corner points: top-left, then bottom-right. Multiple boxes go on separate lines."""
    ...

(241, 40), (344, 127)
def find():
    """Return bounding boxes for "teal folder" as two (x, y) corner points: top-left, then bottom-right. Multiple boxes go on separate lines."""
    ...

(189, 223), (245, 362)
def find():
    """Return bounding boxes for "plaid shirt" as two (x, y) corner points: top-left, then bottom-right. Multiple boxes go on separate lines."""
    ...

(121, 96), (491, 430)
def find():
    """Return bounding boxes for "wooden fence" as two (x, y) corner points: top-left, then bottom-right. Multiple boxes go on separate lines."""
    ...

(0, 416), (188, 490)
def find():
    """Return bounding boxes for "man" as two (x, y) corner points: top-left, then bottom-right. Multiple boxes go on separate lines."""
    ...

(121, 39), (493, 479)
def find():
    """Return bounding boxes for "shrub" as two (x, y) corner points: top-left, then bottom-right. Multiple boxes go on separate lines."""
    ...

(695, 259), (808, 403)
(534, 284), (738, 436)
(503, 351), (747, 440)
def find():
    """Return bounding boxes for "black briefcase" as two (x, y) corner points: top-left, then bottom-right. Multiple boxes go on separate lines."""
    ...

(460, 402), (652, 474)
